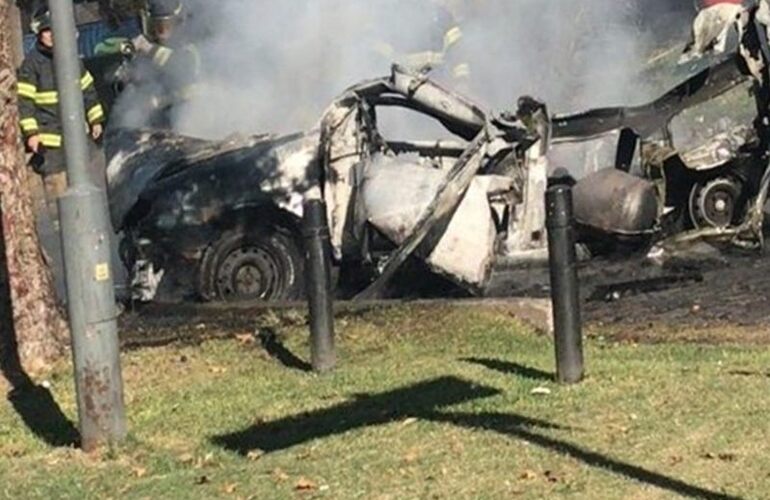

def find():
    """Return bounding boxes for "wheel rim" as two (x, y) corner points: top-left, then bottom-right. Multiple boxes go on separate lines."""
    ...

(688, 177), (741, 229)
(215, 244), (288, 301)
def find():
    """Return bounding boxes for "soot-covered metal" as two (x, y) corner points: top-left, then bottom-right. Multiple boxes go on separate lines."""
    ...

(107, 2), (770, 305)
(107, 66), (551, 303)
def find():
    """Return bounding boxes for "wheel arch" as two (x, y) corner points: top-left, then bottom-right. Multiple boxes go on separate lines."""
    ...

(213, 202), (304, 238)
(197, 202), (305, 302)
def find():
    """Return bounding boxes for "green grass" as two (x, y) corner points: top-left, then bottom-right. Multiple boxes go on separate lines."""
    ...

(1, 305), (768, 499)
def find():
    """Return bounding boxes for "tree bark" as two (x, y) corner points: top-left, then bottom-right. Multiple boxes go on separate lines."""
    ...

(0, 0), (68, 379)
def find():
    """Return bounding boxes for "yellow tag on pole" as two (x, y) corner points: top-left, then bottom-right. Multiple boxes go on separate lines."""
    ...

(94, 263), (110, 282)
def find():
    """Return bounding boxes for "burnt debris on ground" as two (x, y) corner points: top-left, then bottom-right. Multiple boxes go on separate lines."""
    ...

(580, 252), (770, 334)
(119, 245), (770, 348)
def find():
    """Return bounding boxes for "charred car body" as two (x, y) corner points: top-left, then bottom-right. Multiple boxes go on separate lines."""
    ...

(554, 2), (770, 255)
(552, 57), (761, 248)
(108, 3), (770, 304)
(108, 66), (559, 302)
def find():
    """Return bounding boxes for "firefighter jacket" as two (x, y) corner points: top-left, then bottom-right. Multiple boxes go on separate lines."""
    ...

(17, 42), (105, 150)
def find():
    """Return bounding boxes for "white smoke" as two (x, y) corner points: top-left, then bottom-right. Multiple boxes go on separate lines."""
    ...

(115, 0), (692, 140)
(175, 0), (455, 138)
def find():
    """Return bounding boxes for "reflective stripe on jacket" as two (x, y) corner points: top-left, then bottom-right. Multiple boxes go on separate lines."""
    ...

(17, 43), (105, 148)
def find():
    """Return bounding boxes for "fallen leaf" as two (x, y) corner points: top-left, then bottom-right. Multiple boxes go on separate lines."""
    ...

(202, 452), (216, 466)
(295, 477), (317, 491)
(131, 466), (147, 478)
(519, 470), (537, 480)
(701, 452), (736, 461)
(608, 423), (630, 434)
(222, 483), (238, 494)
(235, 333), (255, 345)
(209, 366), (227, 374)
(403, 448), (420, 464)
(246, 450), (263, 461)
(272, 468), (290, 482)
(179, 453), (195, 465)
(401, 417), (418, 427)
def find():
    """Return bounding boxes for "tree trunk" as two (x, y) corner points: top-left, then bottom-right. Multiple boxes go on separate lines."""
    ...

(0, 1), (68, 379)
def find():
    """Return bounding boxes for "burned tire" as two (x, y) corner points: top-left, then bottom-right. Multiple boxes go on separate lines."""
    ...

(198, 225), (304, 303)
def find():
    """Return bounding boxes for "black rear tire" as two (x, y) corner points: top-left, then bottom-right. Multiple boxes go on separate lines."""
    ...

(198, 225), (304, 303)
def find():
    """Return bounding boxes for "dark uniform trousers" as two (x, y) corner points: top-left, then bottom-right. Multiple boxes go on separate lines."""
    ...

(29, 143), (106, 231)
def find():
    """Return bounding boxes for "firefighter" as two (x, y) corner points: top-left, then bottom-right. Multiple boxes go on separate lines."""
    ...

(121, 0), (201, 128)
(17, 8), (106, 226)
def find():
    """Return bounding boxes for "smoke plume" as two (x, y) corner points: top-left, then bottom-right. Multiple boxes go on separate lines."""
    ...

(113, 0), (694, 140)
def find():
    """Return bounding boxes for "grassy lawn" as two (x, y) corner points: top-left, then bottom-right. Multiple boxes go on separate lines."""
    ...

(1, 305), (768, 499)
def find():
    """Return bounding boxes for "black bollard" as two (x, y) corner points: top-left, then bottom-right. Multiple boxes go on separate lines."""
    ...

(303, 199), (336, 373)
(546, 184), (584, 384)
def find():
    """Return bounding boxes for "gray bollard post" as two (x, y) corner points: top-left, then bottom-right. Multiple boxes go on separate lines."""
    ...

(546, 183), (584, 384)
(303, 200), (336, 373)
(50, 1), (126, 449)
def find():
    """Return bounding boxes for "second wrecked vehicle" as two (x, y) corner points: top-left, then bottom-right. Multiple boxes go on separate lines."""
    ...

(551, 55), (764, 249)
(554, 1), (770, 257)
(108, 66), (570, 302)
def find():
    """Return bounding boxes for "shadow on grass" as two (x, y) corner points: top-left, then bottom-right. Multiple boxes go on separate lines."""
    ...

(257, 328), (311, 372)
(0, 207), (79, 448)
(6, 383), (80, 447)
(462, 357), (553, 381)
(432, 412), (741, 500)
(213, 377), (740, 499)
(726, 369), (770, 379)
(212, 376), (503, 453)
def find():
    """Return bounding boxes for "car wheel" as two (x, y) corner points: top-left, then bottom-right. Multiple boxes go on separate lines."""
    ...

(198, 225), (304, 303)
(688, 176), (743, 230)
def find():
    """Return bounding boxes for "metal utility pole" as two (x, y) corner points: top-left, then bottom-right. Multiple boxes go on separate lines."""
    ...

(303, 199), (336, 373)
(546, 184), (584, 384)
(49, 1), (126, 450)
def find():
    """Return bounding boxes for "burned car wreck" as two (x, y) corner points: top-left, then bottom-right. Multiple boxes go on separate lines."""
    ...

(552, 56), (760, 249)
(108, 9), (770, 305)
(553, 2), (770, 257)
(108, 66), (561, 302)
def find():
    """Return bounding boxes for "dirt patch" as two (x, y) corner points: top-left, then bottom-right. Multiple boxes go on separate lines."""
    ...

(118, 248), (770, 346)
(580, 253), (770, 337)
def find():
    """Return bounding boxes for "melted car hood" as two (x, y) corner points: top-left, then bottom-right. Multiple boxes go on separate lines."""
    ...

(105, 128), (316, 230)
